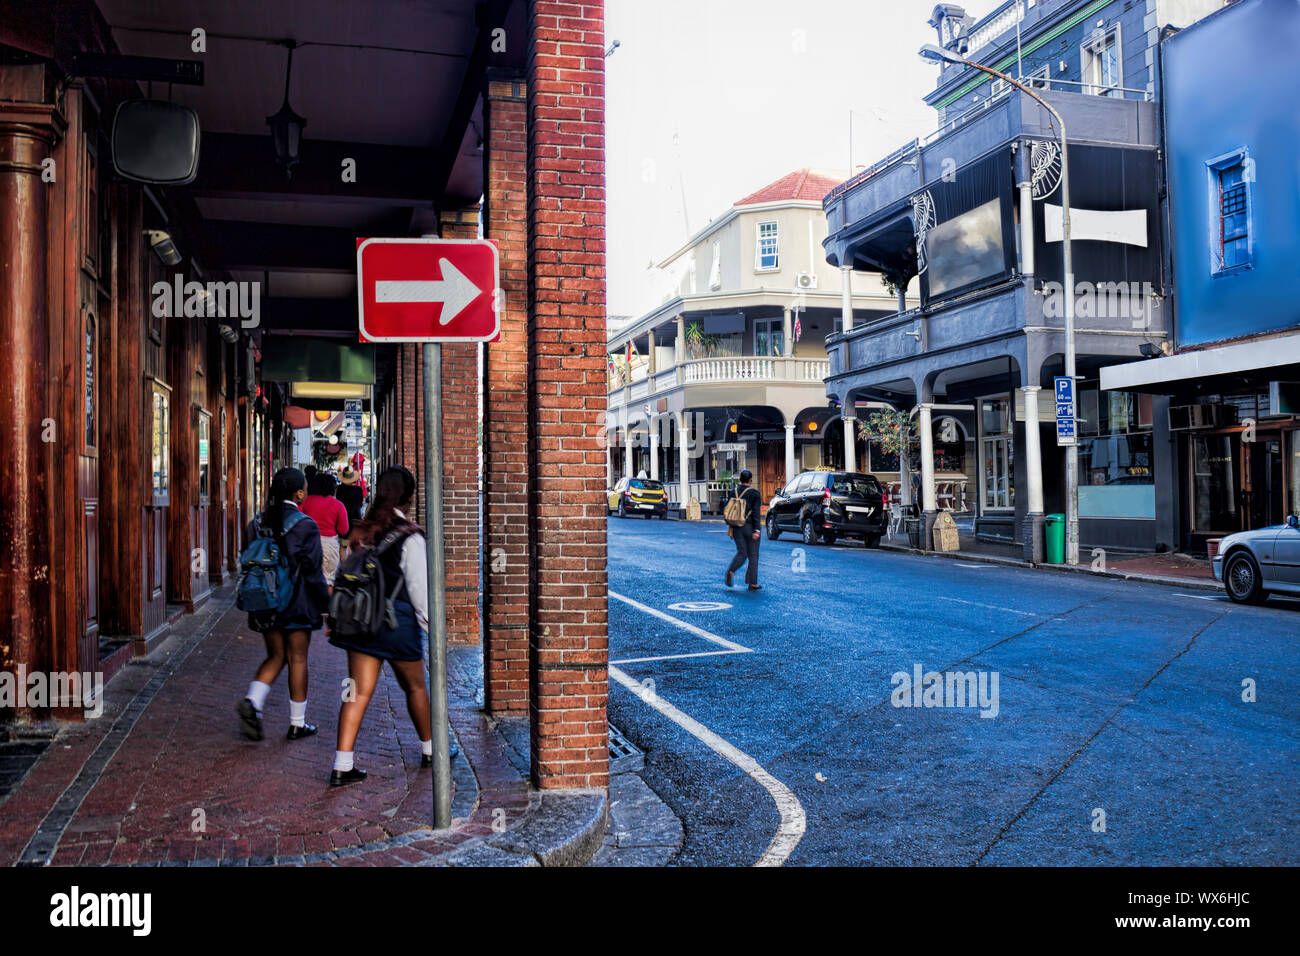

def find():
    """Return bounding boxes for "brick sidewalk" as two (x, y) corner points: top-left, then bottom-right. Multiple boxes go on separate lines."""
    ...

(0, 587), (530, 867)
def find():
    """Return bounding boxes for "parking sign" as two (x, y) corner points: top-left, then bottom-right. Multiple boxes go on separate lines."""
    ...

(1054, 376), (1076, 446)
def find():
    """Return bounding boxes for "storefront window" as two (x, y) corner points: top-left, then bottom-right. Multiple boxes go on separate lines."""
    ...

(981, 398), (1013, 510)
(151, 387), (169, 501)
(198, 412), (211, 500)
(1079, 387), (1156, 518)
(1079, 434), (1155, 517)
(1289, 431), (1300, 518)
(1192, 434), (1240, 533)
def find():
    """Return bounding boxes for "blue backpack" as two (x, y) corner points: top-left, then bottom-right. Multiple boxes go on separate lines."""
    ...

(236, 510), (307, 626)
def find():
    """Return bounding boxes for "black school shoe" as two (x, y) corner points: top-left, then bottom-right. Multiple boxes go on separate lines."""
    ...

(420, 742), (460, 768)
(328, 767), (367, 787)
(236, 699), (263, 741)
(287, 723), (317, 740)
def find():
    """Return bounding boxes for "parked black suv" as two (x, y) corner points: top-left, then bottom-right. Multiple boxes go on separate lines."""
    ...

(765, 470), (887, 547)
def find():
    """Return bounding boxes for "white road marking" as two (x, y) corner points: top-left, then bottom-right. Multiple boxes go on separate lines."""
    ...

(610, 590), (752, 653)
(610, 665), (805, 867)
(956, 562), (993, 569)
(611, 650), (745, 664)
(937, 595), (1040, 617)
(1173, 592), (1223, 601)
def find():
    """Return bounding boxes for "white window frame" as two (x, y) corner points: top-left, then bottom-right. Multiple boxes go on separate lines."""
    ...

(753, 317), (784, 357)
(1081, 24), (1122, 97)
(755, 220), (779, 272)
(1025, 63), (1050, 90)
(1206, 147), (1254, 277)
(709, 239), (722, 290)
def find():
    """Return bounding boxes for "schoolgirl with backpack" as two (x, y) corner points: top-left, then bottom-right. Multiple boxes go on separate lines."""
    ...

(325, 464), (442, 787)
(235, 467), (330, 742)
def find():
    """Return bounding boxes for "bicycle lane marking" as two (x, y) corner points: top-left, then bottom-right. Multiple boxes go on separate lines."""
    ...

(608, 589), (752, 653)
(608, 665), (806, 867)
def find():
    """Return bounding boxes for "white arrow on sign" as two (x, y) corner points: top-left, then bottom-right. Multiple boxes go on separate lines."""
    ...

(374, 257), (482, 325)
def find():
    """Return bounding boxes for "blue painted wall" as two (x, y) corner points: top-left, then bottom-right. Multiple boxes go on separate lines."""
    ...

(1164, 0), (1300, 347)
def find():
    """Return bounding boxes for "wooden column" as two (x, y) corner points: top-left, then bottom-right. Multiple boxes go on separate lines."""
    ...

(0, 75), (63, 704)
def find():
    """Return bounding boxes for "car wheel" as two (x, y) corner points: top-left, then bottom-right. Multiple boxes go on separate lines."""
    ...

(766, 513), (781, 540)
(1224, 551), (1265, 604)
(801, 517), (818, 545)
(864, 534), (881, 548)
(617, 500), (627, 519)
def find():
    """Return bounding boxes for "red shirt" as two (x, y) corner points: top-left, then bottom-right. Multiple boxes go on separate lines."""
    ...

(300, 494), (350, 538)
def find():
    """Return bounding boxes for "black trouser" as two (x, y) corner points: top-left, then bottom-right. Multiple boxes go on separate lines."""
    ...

(727, 527), (760, 586)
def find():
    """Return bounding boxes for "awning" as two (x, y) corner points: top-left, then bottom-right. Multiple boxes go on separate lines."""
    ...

(1100, 334), (1300, 394)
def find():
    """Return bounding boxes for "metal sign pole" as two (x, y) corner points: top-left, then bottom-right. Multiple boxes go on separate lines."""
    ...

(422, 341), (451, 829)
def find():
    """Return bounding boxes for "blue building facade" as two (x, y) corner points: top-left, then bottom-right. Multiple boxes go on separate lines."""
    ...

(1102, 0), (1300, 551)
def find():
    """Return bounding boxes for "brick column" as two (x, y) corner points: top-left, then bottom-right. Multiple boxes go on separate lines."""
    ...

(526, 0), (609, 790)
(482, 71), (531, 714)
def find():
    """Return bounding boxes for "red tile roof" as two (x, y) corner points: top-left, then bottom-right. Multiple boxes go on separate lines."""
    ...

(734, 167), (848, 207)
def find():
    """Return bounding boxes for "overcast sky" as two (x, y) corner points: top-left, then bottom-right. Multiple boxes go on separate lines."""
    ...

(604, 0), (988, 316)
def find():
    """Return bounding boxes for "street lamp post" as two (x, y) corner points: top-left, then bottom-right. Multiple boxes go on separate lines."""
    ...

(918, 45), (1079, 565)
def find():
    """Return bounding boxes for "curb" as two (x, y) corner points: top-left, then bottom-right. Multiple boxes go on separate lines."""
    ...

(440, 790), (608, 867)
(876, 541), (1223, 592)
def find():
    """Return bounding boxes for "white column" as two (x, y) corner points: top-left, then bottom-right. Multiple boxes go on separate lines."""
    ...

(649, 414), (659, 480)
(784, 423), (796, 486)
(918, 403), (937, 513)
(677, 410), (690, 513)
(840, 265), (854, 333)
(1019, 181), (1035, 277)
(843, 411), (857, 473)
(648, 329), (656, 376)
(623, 407), (632, 478)
(605, 434), (612, 488)
(1022, 386), (1044, 514)
(675, 314), (685, 365)
(783, 306), (793, 357)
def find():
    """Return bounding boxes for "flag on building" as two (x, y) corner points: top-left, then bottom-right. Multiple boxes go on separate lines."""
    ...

(794, 313), (802, 342)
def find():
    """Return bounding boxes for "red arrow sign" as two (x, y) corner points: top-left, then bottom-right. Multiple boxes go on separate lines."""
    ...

(357, 237), (500, 342)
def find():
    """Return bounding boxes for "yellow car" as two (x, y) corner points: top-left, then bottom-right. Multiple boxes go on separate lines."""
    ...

(607, 477), (668, 519)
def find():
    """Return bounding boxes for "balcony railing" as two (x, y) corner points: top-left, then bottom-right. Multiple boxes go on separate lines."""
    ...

(609, 356), (830, 400)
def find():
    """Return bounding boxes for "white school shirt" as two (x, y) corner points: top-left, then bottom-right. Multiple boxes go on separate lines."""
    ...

(392, 509), (429, 633)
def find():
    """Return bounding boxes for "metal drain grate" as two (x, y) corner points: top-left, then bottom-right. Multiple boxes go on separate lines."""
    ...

(608, 722), (644, 774)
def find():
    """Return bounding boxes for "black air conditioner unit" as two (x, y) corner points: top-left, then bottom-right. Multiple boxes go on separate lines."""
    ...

(1168, 404), (1235, 431)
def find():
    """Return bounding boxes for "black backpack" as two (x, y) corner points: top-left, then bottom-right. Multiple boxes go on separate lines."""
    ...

(328, 526), (413, 642)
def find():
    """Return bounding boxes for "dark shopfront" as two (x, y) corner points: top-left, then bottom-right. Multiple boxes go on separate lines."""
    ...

(1179, 391), (1300, 554)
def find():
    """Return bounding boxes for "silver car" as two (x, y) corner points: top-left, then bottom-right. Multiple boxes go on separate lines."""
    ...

(1213, 515), (1300, 604)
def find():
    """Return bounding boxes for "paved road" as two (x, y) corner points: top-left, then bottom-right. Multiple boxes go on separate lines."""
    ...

(605, 516), (1300, 866)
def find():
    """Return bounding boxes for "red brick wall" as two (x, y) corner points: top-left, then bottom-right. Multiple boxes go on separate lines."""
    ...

(526, 0), (609, 791)
(482, 72), (532, 714)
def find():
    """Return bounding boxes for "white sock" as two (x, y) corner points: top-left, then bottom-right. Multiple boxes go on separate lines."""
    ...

(246, 680), (271, 714)
(289, 699), (307, 728)
(334, 751), (354, 772)
(421, 738), (433, 756)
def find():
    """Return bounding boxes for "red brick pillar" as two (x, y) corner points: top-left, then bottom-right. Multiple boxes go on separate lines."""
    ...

(526, 0), (609, 790)
(482, 71), (531, 714)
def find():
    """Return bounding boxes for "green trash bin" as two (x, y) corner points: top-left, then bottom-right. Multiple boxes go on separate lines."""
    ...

(1044, 513), (1065, 564)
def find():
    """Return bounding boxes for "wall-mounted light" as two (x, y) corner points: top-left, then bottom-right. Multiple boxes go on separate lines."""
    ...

(903, 328), (922, 342)
(146, 229), (181, 265)
(808, 421), (819, 432)
(217, 324), (239, 343)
